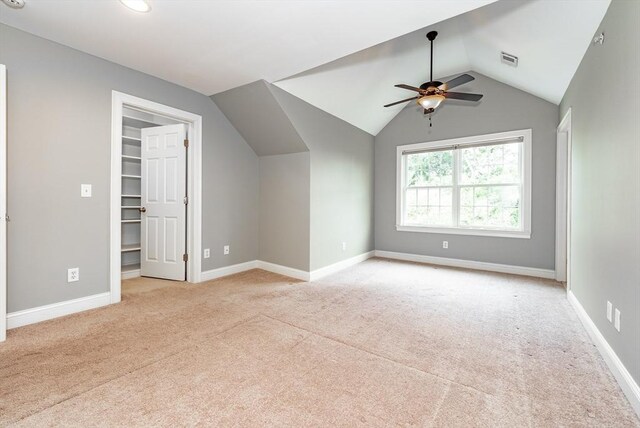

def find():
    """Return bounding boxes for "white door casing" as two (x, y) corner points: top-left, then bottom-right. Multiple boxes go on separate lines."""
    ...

(1, 64), (7, 342)
(556, 131), (568, 282)
(111, 91), (202, 304)
(556, 108), (572, 285)
(140, 124), (187, 281)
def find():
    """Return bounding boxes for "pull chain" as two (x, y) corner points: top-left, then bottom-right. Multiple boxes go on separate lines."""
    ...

(429, 114), (432, 127)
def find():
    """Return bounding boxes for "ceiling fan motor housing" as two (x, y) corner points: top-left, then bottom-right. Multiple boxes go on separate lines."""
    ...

(420, 81), (444, 91)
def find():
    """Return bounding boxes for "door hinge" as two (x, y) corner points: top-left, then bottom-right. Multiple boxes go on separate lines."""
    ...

(184, 139), (189, 148)
(183, 253), (189, 262)
(183, 196), (188, 205)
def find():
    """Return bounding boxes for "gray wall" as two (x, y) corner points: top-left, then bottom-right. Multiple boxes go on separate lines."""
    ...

(0, 24), (259, 312)
(211, 80), (308, 156)
(211, 78), (374, 272)
(270, 86), (374, 270)
(258, 153), (311, 271)
(560, 0), (640, 385)
(375, 72), (558, 269)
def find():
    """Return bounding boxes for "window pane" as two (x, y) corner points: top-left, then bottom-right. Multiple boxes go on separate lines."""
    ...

(428, 188), (440, 206)
(405, 186), (453, 226)
(460, 142), (521, 185)
(417, 188), (428, 205)
(459, 185), (521, 229)
(406, 188), (417, 206)
(406, 150), (453, 186)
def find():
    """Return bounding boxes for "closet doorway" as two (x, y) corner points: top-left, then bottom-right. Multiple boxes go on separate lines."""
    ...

(110, 92), (202, 304)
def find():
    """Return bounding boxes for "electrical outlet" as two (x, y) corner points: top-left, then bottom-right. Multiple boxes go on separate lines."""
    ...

(342, 242), (347, 251)
(607, 301), (613, 322)
(67, 268), (79, 283)
(614, 309), (621, 332)
(203, 248), (210, 259)
(81, 184), (92, 198)
(442, 241), (448, 249)
(223, 245), (230, 255)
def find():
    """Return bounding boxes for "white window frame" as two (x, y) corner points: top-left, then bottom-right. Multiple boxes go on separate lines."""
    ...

(396, 129), (532, 239)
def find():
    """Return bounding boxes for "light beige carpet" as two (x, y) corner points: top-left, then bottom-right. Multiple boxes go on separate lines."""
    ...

(0, 258), (638, 427)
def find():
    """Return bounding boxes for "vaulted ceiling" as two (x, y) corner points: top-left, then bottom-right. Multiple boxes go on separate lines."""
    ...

(0, 0), (611, 135)
(275, 0), (611, 134)
(0, 0), (495, 95)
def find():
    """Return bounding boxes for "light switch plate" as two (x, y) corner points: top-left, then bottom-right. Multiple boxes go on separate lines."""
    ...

(614, 309), (621, 332)
(607, 301), (613, 322)
(203, 248), (210, 259)
(81, 184), (92, 198)
(223, 245), (230, 255)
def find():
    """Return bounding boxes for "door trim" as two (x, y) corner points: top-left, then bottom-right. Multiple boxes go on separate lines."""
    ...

(110, 91), (202, 303)
(1, 64), (7, 342)
(556, 108), (572, 285)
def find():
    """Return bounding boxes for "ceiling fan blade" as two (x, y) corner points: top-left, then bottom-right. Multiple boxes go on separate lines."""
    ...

(384, 96), (419, 108)
(394, 84), (423, 93)
(444, 92), (483, 102)
(439, 74), (475, 90)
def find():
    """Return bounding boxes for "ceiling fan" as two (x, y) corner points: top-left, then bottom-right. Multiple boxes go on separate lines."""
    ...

(384, 31), (483, 124)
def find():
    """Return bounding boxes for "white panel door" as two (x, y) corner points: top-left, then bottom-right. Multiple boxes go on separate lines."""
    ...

(141, 124), (187, 281)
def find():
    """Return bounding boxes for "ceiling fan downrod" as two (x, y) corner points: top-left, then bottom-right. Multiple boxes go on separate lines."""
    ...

(427, 31), (437, 83)
(426, 31), (438, 129)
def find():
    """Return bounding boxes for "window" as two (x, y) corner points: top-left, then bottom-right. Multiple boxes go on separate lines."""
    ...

(396, 129), (531, 238)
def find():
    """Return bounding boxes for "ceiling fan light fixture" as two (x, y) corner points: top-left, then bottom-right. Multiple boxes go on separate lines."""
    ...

(417, 94), (445, 111)
(119, 0), (151, 13)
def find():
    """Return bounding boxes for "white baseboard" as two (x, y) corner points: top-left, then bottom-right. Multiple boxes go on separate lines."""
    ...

(200, 260), (259, 282)
(374, 250), (556, 279)
(200, 252), (375, 284)
(309, 251), (375, 281)
(121, 269), (140, 280)
(200, 251), (552, 284)
(567, 290), (640, 417)
(256, 260), (310, 281)
(202, 259), (311, 282)
(7, 292), (111, 330)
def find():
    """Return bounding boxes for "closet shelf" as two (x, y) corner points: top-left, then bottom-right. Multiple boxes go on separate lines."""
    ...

(122, 155), (142, 161)
(121, 244), (141, 253)
(122, 135), (141, 142)
(123, 115), (158, 129)
(121, 219), (141, 224)
(121, 206), (141, 209)
(122, 194), (141, 198)
(122, 263), (141, 273)
(122, 174), (141, 179)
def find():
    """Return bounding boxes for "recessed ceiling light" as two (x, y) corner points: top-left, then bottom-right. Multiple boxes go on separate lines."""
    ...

(119, 0), (151, 13)
(2, 0), (25, 9)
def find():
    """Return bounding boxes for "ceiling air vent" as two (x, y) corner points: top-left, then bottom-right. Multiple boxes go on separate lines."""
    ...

(501, 52), (518, 67)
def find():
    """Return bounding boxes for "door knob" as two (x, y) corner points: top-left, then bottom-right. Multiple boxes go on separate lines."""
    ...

(139, 207), (146, 213)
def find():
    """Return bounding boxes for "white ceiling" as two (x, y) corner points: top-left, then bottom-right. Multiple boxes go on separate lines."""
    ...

(275, 0), (611, 134)
(0, 0), (495, 95)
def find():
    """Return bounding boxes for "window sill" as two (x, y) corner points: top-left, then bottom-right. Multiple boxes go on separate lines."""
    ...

(396, 225), (531, 239)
